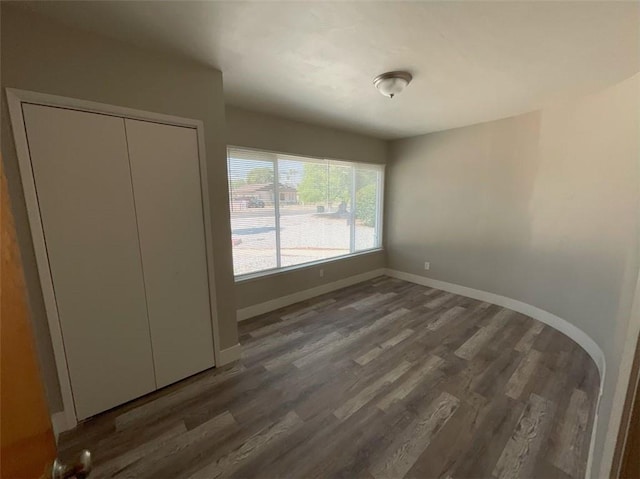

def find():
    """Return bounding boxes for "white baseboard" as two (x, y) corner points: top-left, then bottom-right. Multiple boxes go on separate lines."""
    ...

(236, 268), (386, 322)
(218, 343), (242, 365)
(51, 411), (69, 440)
(50, 343), (243, 439)
(385, 269), (605, 374)
(385, 268), (605, 479)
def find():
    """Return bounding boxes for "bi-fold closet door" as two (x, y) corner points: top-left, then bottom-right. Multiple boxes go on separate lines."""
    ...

(22, 104), (215, 420)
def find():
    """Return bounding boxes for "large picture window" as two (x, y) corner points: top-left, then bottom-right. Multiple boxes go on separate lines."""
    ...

(227, 147), (384, 277)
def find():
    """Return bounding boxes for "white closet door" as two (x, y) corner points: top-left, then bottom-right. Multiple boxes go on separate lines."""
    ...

(22, 105), (156, 420)
(125, 119), (215, 388)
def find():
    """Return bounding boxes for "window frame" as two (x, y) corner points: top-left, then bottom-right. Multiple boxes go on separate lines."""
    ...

(227, 145), (385, 281)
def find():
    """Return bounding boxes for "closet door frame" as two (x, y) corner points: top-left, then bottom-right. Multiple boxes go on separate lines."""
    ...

(6, 88), (222, 433)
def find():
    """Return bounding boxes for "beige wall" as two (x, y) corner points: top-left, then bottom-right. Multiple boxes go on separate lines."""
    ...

(237, 252), (386, 309)
(226, 106), (387, 310)
(1, 6), (239, 413)
(386, 74), (640, 477)
(226, 106), (387, 165)
(4, 10), (635, 475)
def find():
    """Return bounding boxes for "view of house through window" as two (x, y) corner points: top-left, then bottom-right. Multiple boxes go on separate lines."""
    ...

(228, 147), (384, 277)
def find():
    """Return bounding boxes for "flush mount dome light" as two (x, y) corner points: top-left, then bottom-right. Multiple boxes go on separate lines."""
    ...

(373, 71), (412, 98)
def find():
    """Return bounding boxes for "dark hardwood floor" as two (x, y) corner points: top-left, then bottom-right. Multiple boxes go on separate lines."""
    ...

(59, 276), (600, 478)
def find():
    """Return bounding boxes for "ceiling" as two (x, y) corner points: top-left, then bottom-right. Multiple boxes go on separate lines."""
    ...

(16, 1), (640, 140)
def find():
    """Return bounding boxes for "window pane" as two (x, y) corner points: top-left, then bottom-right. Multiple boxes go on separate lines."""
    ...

(227, 148), (384, 277)
(278, 159), (352, 268)
(354, 166), (381, 251)
(228, 155), (277, 275)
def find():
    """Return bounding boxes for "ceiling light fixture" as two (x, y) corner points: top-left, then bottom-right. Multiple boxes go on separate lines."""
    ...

(373, 71), (412, 99)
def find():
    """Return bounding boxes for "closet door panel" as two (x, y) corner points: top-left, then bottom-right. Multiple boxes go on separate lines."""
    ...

(125, 119), (215, 388)
(22, 105), (156, 420)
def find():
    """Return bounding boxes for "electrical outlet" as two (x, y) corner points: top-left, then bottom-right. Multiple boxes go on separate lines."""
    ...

(424, 262), (430, 270)
(319, 268), (324, 278)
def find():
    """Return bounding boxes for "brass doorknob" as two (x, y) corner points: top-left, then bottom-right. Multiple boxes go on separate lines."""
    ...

(51, 449), (92, 479)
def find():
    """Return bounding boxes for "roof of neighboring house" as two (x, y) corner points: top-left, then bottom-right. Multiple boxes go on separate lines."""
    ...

(232, 183), (297, 196)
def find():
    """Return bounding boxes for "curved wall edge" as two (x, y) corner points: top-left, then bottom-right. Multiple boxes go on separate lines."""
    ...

(385, 268), (606, 479)
(385, 269), (605, 373)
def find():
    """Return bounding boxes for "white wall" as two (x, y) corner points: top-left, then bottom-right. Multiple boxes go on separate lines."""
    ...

(386, 74), (640, 477)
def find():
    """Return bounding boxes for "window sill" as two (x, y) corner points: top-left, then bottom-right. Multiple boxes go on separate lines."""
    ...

(234, 248), (384, 284)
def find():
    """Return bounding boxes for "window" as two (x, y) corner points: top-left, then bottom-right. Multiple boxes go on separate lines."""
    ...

(227, 147), (384, 277)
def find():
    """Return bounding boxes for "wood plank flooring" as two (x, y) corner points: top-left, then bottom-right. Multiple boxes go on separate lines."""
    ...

(58, 276), (600, 478)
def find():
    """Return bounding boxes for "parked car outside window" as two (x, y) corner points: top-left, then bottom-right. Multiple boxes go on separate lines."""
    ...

(247, 197), (265, 208)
